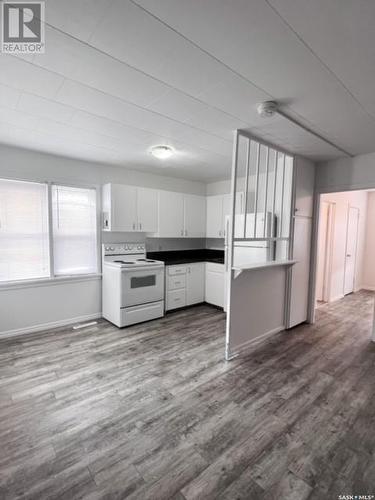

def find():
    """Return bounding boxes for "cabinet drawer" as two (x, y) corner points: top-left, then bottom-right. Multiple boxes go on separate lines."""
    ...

(167, 265), (187, 276)
(166, 289), (186, 310)
(168, 274), (186, 291)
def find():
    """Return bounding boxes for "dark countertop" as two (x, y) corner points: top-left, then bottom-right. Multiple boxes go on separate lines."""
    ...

(147, 249), (225, 266)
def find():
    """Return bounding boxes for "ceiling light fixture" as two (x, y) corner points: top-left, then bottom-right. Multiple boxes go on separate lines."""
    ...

(150, 145), (174, 159)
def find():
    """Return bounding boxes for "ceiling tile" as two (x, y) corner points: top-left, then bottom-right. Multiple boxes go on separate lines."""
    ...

(0, 84), (21, 109)
(0, 55), (64, 99)
(45, 0), (113, 42)
(148, 89), (247, 140)
(17, 93), (75, 123)
(267, 0), (375, 116)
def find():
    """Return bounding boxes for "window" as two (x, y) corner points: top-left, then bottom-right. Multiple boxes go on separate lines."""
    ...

(52, 185), (97, 276)
(0, 179), (50, 282)
(0, 179), (98, 283)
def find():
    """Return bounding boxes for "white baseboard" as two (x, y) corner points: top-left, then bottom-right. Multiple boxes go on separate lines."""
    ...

(0, 313), (102, 339)
(228, 325), (285, 358)
(361, 285), (375, 292)
(329, 294), (345, 303)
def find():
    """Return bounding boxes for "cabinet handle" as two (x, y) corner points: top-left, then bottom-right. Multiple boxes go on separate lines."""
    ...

(181, 229), (183, 236)
(219, 230), (222, 237)
(133, 223), (135, 230)
(139, 222), (142, 231)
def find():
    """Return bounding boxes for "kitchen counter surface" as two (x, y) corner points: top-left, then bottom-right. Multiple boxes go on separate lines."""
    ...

(147, 249), (224, 266)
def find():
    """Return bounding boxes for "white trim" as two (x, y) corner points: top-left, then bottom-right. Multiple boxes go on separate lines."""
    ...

(0, 313), (102, 339)
(330, 294), (345, 303)
(361, 285), (375, 291)
(228, 325), (285, 358)
(0, 274), (102, 291)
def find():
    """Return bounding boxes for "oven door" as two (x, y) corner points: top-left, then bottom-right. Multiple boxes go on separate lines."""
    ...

(120, 265), (164, 308)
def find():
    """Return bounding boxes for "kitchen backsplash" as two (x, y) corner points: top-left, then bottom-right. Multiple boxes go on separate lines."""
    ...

(102, 232), (223, 252)
(146, 238), (206, 252)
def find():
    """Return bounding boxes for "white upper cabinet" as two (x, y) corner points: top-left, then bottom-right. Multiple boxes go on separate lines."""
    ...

(184, 194), (206, 237)
(103, 183), (206, 236)
(294, 158), (315, 218)
(157, 190), (184, 237)
(103, 184), (137, 232)
(206, 195), (223, 238)
(137, 187), (158, 233)
(102, 183), (158, 232)
(157, 191), (206, 238)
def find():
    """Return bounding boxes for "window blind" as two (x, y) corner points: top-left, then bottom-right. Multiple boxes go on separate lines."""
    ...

(0, 179), (50, 282)
(52, 185), (97, 276)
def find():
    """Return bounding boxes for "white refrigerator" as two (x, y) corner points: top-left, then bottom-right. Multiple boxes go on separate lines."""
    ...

(226, 212), (276, 268)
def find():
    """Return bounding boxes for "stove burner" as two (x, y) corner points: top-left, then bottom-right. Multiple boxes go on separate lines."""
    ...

(113, 260), (135, 264)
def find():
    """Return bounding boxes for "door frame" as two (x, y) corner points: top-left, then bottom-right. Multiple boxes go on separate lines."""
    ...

(343, 205), (360, 296)
(308, 187), (374, 343)
(316, 200), (335, 303)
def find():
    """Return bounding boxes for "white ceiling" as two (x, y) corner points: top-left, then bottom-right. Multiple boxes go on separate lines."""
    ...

(0, 0), (374, 181)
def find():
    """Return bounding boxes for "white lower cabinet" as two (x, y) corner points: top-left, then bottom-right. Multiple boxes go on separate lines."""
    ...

(166, 288), (186, 311)
(186, 263), (205, 305)
(205, 262), (225, 308)
(166, 263), (205, 311)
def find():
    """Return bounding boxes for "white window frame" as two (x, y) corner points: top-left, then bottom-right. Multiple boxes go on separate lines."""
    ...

(0, 176), (101, 288)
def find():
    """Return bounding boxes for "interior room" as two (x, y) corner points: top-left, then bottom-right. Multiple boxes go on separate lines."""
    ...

(316, 189), (375, 307)
(1, 1), (375, 499)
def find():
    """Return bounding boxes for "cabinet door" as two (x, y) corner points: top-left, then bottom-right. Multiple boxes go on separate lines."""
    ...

(184, 195), (206, 237)
(205, 263), (225, 308)
(111, 184), (137, 231)
(158, 191), (184, 237)
(206, 195), (223, 238)
(137, 187), (158, 233)
(186, 263), (205, 305)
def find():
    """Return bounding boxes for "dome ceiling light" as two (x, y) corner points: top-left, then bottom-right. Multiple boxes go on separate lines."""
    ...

(150, 145), (174, 160)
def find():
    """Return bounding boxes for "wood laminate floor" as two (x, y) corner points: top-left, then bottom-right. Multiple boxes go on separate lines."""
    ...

(1, 291), (375, 499)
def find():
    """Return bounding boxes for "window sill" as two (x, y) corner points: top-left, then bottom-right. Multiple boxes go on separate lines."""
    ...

(0, 274), (102, 291)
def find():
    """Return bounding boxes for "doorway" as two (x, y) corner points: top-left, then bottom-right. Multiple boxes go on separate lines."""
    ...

(315, 201), (335, 304)
(313, 190), (370, 313)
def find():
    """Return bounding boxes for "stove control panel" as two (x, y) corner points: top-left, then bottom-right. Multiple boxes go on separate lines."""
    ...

(103, 243), (145, 256)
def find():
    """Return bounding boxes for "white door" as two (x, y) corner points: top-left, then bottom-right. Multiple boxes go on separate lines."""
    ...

(184, 195), (206, 237)
(158, 191), (184, 237)
(343, 206), (359, 296)
(206, 195), (223, 238)
(186, 263), (205, 305)
(112, 184), (137, 232)
(137, 188), (158, 233)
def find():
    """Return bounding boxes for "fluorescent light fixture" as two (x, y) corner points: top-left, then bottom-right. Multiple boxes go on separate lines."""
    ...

(150, 145), (174, 159)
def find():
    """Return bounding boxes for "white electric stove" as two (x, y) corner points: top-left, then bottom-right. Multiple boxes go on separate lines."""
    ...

(102, 243), (165, 327)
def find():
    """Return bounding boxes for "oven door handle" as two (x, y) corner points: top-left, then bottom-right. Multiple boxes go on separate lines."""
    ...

(121, 265), (165, 273)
